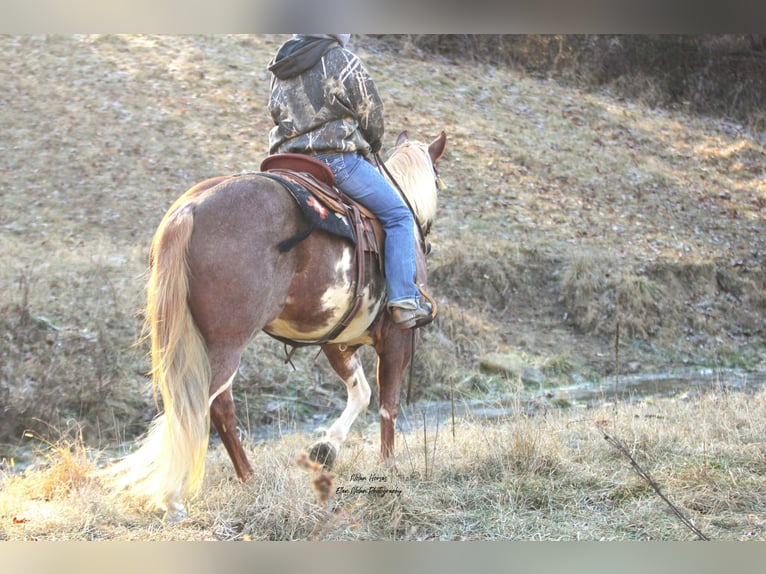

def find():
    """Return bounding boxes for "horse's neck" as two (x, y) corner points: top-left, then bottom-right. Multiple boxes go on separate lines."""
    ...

(384, 146), (435, 228)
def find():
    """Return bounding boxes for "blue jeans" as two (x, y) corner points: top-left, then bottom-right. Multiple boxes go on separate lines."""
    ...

(313, 152), (419, 307)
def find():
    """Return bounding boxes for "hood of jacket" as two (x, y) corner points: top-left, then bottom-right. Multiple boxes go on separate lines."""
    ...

(267, 36), (346, 80)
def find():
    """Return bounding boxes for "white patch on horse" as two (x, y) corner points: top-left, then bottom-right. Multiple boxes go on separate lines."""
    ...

(319, 247), (354, 315)
(329, 285), (384, 344)
(316, 366), (372, 453)
(265, 247), (383, 344)
(208, 371), (236, 407)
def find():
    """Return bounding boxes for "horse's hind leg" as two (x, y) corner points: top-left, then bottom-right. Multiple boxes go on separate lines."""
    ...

(207, 346), (253, 481)
(308, 344), (372, 468)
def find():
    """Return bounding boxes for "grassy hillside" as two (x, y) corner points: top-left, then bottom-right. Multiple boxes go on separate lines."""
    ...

(1, 35), (765, 540)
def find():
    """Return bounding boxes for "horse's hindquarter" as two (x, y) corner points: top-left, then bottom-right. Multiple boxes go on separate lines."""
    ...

(185, 175), (303, 346)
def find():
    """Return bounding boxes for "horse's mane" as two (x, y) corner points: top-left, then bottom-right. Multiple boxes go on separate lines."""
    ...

(383, 141), (439, 231)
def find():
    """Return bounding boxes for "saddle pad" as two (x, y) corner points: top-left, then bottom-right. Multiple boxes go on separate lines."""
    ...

(260, 173), (356, 249)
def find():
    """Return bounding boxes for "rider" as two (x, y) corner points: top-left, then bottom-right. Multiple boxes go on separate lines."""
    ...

(266, 34), (432, 330)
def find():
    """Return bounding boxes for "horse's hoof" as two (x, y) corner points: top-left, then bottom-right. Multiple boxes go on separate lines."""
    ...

(308, 442), (337, 469)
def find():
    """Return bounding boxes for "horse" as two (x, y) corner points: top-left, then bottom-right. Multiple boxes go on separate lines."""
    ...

(100, 130), (447, 520)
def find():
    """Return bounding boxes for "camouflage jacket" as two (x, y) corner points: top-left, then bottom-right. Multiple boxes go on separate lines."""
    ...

(267, 37), (385, 158)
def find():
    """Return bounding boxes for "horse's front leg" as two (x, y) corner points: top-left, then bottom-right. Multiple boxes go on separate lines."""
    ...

(308, 344), (372, 468)
(375, 327), (416, 464)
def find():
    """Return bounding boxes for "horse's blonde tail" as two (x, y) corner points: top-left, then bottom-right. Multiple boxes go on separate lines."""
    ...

(100, 204), (211, 513)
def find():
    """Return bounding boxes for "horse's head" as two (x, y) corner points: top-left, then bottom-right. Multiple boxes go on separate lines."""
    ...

(385, 131), (447, 235)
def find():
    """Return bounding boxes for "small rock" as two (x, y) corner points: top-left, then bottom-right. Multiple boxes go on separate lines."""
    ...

(479, 350), (546, 386)
(521, 366), (546, 386)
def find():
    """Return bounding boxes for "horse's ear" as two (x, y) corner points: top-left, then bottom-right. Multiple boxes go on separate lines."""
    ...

(429, 131), (447, 164)
(395, 131), (409, 147)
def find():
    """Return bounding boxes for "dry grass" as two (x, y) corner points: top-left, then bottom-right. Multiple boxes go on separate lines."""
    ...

(3, 385), (766, 540)
(560, 255), (668, 339)
(400, 35), (766, 129)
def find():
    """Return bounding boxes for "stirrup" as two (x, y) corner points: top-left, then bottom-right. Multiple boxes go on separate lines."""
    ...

(391, 302), (433, 329)
(390, 285), (437, 329)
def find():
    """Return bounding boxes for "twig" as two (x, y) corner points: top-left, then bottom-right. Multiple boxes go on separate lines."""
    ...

(613, 320), (620, 412)
(422, 411), (428, 479)
(398, 408), (416, 475)
(599, 427), (710, 541)
(450, 380), (456, 443)
(431, 407), (439, 476)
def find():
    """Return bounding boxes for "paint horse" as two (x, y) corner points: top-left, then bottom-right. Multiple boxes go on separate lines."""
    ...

(102, 131), (447, 519)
